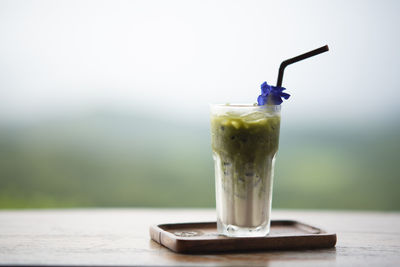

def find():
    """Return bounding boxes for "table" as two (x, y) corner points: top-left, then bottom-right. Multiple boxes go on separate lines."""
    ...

(0, 209), (399, 266)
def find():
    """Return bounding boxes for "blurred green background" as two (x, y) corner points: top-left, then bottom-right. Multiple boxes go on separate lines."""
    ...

(0, 111), (399, 210)
(1, 0), (400, 210)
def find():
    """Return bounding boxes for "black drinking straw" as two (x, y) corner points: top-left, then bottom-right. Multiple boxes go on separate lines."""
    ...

(276, 45), (329, 87)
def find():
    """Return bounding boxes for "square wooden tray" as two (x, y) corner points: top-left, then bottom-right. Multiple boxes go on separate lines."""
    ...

(150, 220), (336, 253)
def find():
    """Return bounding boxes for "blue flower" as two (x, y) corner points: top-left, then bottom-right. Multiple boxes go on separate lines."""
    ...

(257, 81), (290, 105)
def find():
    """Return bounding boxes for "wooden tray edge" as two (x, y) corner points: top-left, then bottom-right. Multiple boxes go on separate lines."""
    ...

(150, 221), (337, 253)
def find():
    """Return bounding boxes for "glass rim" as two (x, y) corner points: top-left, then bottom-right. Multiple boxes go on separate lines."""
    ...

(210, 103), (281, 111)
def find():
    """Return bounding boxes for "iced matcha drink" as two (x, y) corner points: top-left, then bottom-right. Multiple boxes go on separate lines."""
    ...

(208, 45), (328, 237)
(210, 104), (281, 237)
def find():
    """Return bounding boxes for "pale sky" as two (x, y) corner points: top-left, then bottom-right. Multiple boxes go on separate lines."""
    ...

(0, 0), (399, 127)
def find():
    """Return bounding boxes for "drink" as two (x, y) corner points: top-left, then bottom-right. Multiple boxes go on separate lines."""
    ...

(210, 104), (281, 237)
(209, 45), (328, 237)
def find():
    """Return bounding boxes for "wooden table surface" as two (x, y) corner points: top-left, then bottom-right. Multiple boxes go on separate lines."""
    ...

(0, 209), (399, 266)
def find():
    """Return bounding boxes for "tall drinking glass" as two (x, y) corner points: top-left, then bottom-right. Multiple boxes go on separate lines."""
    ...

(210, 104), (281, 237)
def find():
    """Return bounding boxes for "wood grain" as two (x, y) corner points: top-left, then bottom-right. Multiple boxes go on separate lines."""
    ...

(0, 209), (399, 266)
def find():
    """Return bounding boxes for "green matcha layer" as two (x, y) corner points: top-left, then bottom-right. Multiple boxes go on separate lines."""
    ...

(211, 113), (280, 160)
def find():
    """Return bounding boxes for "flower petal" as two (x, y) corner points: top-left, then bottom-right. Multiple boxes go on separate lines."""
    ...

(271, 95), (283, 105)
(257, 81), (290, 105)
(260, 82), (271, 95)
(257, 94), (266, 105)
(280, 92), (290, 99)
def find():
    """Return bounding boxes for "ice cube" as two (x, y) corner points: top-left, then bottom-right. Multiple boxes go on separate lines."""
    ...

(240, 112), (266, 122)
